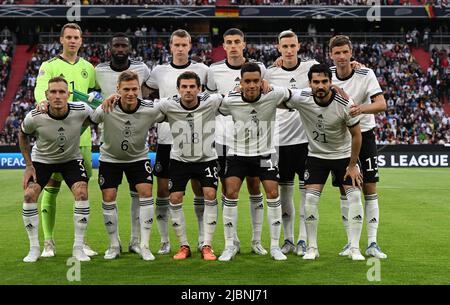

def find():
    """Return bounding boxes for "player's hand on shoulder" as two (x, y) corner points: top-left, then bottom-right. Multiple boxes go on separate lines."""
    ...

(331, 85), (349, 100)
(261, 79), (272, 94)
(350, 61), (365, 70)
(102, 93), (120, 113)
(350, 104), (362, 117)
(274, 56), (283, 68)
(36, 100), (49, 113)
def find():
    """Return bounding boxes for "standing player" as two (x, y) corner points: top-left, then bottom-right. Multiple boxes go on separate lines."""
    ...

(328, 35), (387, 259)
(217, 63), (290, 261)
(158, 72), (222, 261)
(34, 23), (97, 258)
(91, 71), (163, 261)
(207, 28), (267, 255)
(19, 77), (93, 262)
(285, 64), (365, 261)
(146, 29), (209, 255)
(95, 33), (152, 255)
(265, 30), (318, 256)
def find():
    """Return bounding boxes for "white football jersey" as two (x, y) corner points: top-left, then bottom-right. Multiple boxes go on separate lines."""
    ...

(265, 59), (318, 146)
(330, 67), (383, 132)
(286, 89), (360, 160)
(206, 59), (266, 147)
(91, 99), (164, 163)
(147, 61), (209, 145)
(158, 92), (223, 163)
(219, 86), (290, 157)
(21, 102), (93, 164)
(95, 60), (151, 98)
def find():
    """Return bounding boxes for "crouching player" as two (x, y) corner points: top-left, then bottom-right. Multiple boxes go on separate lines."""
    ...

(19, 77), (94, 262)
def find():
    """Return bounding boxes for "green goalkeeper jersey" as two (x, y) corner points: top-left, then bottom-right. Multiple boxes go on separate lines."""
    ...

(34, 55), (96, 147)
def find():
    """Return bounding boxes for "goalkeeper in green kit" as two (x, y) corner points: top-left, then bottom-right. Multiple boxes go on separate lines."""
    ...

(34, 23), (99, 257)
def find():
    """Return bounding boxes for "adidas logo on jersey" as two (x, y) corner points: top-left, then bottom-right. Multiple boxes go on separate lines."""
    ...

(207, 221), (217, 226)
(306, 215), (317, 221)
(224, 222), (233, 228)
(172, 222), (180, 227)
(58, 127), (65, 132)
(25, 223), (34, 230)
(234, 77), (240, 82)
(352, 215), (363, 221)
(369, 217), (378, 223)
(78, 217), (88, 224)
(125, 121), (131, 126)
(105, 221), (114, 226)
(289, 78), (296, 83)
(318, 114), (323, 119)
(146, 176), (152, 181)
(272, 221), (281, 226)
(186, 113), (193, 118)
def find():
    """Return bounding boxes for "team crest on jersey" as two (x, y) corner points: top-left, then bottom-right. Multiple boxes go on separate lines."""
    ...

(99, 175), (105, 186)
(316, 114), (325, 131)
(123, 121), (132, 138)
(81, 69), (88, 79)
(304, 169), (310, 181)
(56, 127), (67, 151)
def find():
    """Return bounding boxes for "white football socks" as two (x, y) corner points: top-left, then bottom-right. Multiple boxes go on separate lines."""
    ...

(139, 197), (154, 249)
(102, 201), (120, 247)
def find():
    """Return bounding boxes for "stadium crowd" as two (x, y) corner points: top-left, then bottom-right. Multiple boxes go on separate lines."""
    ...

(0, 34), (448, 146)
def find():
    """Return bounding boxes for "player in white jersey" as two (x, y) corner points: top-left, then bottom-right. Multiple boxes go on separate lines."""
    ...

(91, 71), (164, 261)
(206, 28), (268, 256)
(217, 63), (291, 261)
(329, 35), (388, 259)
(265, 30), (319, 256)
(284, 64), (365, 261)
(95, 33), (153, 256)
(146, 30), (210, 255)
(19, 77), (93, 263)
(157, 72), (223, 261)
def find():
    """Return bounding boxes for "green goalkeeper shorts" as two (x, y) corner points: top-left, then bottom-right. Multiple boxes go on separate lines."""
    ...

(49, 146), (92, 182)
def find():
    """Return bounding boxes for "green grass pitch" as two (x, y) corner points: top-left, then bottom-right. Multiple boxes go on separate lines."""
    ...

(1, 168), (449, 285)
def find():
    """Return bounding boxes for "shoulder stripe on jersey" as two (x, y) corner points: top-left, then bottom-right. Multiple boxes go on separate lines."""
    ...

(300, 91), (312, 97)
(200, 92), (210, 101)
(141, 102), (155, 108)
(334, 96), (349, 107)
(31, 111), (42, 117)
(355, 69), (369, 75)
